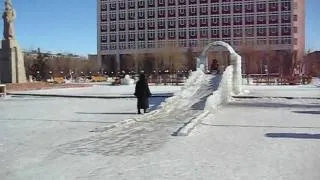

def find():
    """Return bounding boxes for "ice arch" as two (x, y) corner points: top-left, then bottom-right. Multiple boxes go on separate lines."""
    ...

(196, 41), (242, 95)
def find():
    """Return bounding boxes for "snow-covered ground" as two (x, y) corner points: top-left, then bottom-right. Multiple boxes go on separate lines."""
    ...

(241, 85), (320, 98)
(1, 77), (320, 179)
(8, 85), (181, 97)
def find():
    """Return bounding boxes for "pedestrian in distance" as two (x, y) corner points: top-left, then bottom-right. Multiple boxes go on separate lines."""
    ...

(134, 73), (152, 114)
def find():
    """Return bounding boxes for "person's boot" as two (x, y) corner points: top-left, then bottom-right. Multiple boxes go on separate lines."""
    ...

(144, 109), (148, 113)
(138, 110), (141, 114)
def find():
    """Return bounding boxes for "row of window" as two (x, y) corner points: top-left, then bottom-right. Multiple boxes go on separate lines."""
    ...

(102, 3), (291, 21)
(101, 17), (292, 32)
(100, 37), (293, 50)
(101, 0), (291, 12)
(101, 27), (293, 43)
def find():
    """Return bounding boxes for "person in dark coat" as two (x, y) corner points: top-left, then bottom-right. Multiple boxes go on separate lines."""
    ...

(134, 73), (152, 114)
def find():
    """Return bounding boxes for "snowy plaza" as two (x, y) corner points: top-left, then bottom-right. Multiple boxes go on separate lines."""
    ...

(1, 73), (320, 180)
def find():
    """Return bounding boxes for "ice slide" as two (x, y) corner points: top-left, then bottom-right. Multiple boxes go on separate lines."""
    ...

(57, 71), (222, 156)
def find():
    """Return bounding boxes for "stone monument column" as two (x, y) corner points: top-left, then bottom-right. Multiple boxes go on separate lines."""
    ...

(0, 0), (27, 83)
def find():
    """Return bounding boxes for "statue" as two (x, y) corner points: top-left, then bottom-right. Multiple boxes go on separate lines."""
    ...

(2, 0), (16, 40)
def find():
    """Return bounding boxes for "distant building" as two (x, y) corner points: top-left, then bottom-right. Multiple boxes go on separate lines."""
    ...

(97, 0), (305, 74)
(303, 51), (320, 76)
(88, 54), (98, 62)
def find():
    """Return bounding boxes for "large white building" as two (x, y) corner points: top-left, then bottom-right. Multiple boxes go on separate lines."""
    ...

(97, 0), (305, 74)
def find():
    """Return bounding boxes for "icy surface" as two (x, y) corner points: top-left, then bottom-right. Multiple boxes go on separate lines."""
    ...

(241, 85), (320, 98)
(9, 85), (181, 97)
(1, 96), (320, 180)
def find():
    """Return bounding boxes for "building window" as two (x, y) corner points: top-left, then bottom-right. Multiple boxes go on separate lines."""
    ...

(269, 38), (279, 45)
(257, 26), (267, 36)
(148, 20), (155, 29)
(178, 18), (187, 28)
(168, 30), (176, 39)
(222, 28), (231, 38)
(269, 2), (279, 12)
(178, 40), (187, 47)
(257, 15), (267, 24)
(269, 14), (279, 24)
(178, 7), (186, 16)
(168, 8), (176, 17)
(119, 43), (126, 50)
(128, 1), (135, 9)
(128, 33), (135, 41)
(200, 17), (208, 27)
(233, 15), (242, 25)
(281, 2), (291, 11)
(138, 31), (145, 41)
(138, 1), (145, 8)
(222, 4), (230, 14)
(189, 18), (197, 27)
(119, 23), (126, 31)
(101, 13), (107, 21)
(109, 2), (116, 11)
(281, 37), (292, 45)
(233, 28), (242, 37)
(148, 41), (155, 48)
(101, 34), (107, 42)
(281, 26), (291, 36)
(119, 2), (126, 10)
(158, 30), (166, 40)
(138, 11), (145, 19)
(211, 16), (219, 26)
(245, 15), (254, 25)
(257, 3), (266, 12)
(158, 21), (165, 29)
(293, 15), (298, 21)
(110, 43), (117, 50)
(110, 13), (116, 21)
(189, 0), (196, 5)
(222, 16), (231, 26)
(158, 8), (166, 18)
(269, 26), (279, 36)
(128, 42), (135, 49)
(101, 44), (107, 50)
(178, 0), (186, 5)
(189, 6), (197, 16)
(211, 5), (219, 14)
(110, 34), (117, 42)
(200, 28), (208, 38)
(148, 10), (155, 18)
(138, 21), (145, 30)
(233, 3), (242, 13)
(168, 19), (176, 28)
(293, 27), (298, 33)
(257, 39), (267, 45)
(245, 27), (255, 37)
(168, 0), (175, 6)
(179, 29), (187, 39)
(189, 29), (197, 39)
(245, 3), (254, 13)
(148, 31), (155, 40)
(138, 42), (145, 49)
(148, 0), (155, 7)
(281, 13), (291, 23)
(128, 21), (136, 30)
(189, 40), (198, 47)
(200, 6), (208, 15)
(211, 29), (219, 38)
(158, 0), (165, 7)
(109, 23), (116, 32)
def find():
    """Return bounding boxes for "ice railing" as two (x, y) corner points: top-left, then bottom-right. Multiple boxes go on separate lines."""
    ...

(205, 65), (233, 113)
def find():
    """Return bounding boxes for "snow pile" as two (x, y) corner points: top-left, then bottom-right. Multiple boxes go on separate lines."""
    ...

(205, 65), (233, 112)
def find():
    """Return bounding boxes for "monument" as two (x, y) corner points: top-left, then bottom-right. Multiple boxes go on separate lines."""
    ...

(0, 0), (26, 83)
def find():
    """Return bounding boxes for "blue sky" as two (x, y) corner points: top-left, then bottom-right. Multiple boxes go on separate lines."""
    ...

(0, 0), (319, 55)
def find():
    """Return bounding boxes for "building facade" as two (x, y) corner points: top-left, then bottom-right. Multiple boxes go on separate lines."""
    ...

(97, 0), (305, 74)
